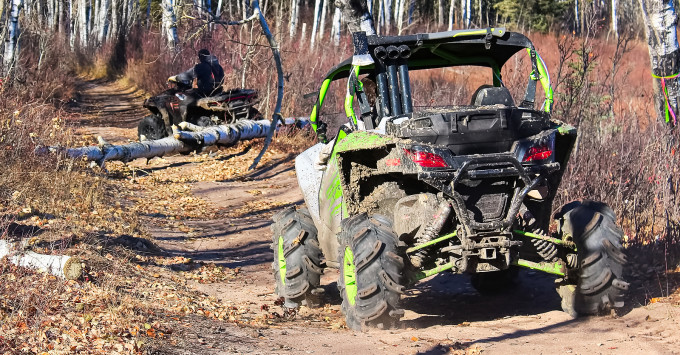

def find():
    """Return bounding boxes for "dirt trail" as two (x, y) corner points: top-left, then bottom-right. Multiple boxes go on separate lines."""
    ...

(75, 79), (680, 354)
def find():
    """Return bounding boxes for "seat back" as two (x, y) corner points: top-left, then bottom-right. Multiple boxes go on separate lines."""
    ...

(472, 86), (515, 107)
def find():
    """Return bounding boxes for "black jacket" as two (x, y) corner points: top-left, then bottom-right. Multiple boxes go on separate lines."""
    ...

(176, 55), (225, 96)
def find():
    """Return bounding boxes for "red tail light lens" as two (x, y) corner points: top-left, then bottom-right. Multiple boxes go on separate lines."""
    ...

(523, 145), (553, 162)
(404, 149), (448, 168)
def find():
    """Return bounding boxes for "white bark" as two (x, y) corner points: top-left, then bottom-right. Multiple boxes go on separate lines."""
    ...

(448, 0), (454, 30)
(97, 0), (110, 43)
(611, 0), (618, 39)
(397, 0), (404, 34)
(464, 0), (470, 28)
(384, 0), (391, 30)
(331, 6), (341, 45)
(310, 0), (322, 48)
(0, 240), (82, 280)
(336, 0), (376, 35)
(301, 22), (307, 46)
(319, 0), (328, 40)
(408, 0), (413, 25)
(639, 0), (680, 125)
(2, 0), (22, 76)
(289, 0), (299, 38)
(47, 0), (56, 29)
(78, 0), (88, 46)
(69, 0), (76, 49)
(110, 0), (119, 39)
(216, 0), (223, 16)
(43, 119), (311, 165)
(162, 0), (179, 47)
(377, 0), (384, 31)
(437, 0), (443, 28)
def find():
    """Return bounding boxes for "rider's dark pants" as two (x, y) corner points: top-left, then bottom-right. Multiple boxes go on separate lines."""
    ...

(178, 89), (204, 122)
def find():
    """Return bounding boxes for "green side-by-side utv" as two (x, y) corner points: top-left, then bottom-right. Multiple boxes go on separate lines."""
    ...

(270, 28), (628, 330)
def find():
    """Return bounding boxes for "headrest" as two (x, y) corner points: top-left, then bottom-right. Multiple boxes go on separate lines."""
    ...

(472, 86), (515, 107)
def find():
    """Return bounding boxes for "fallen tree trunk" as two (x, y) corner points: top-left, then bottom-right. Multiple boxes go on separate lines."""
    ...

(39, 118), (309, 166)
(0, 240), (82, 280)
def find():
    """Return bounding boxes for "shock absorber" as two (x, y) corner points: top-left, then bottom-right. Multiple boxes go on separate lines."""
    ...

(531, 238), (558, 261)
(410, 201), (452, 267)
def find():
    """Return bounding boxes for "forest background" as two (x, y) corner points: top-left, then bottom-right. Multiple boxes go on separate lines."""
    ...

(1, 0), (680, 352)
(0, 0), (679, 299)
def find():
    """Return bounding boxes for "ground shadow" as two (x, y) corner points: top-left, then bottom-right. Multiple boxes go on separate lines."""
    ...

(219, 155), (296, 182)
(414, 318), (581, 354)
(402, 269), (561, 328)
(162, 240), (272, 269)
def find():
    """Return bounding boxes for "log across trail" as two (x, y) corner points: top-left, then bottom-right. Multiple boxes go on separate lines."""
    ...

(42, 117), (309, 166)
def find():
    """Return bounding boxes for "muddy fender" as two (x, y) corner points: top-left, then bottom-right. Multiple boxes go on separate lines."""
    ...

(295, 143), (324, 229)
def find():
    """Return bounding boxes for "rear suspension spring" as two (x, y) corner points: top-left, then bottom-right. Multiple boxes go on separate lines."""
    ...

(410, 201), (451, 267)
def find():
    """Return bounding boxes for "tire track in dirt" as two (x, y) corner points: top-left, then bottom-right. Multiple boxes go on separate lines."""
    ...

(75, 79), (680, 354)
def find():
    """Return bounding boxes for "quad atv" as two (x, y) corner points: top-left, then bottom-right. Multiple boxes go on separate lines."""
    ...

(271, 28), (629, 330)
(137, 77), (261, 140)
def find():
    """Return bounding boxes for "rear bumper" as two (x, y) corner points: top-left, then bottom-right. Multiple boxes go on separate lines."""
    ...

(418, 154), (560, 233)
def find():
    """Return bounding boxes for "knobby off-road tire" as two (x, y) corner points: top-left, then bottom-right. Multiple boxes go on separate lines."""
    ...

(337, 214), (405, 330)
(557, 201), (629, 317)
(271, 207), (324, 308)
(137, 114), (167, 140)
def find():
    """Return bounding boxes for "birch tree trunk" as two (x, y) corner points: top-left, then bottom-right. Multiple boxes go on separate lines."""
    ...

(335, 0), (376, 35)
(384, 0), (391, 32)
(377, 0), (384, 31)
(97, 0), (110, 43)
(78, 0), (88, 46)
(69, 0), (76, 49)
(639, 0), (680, 126)
(162, 0), (179, 48)
(0, 240), (82, 280)
(437, 0), (444, 28)
(464, 0), (470, 28)
(289, 0), (299, 37)
(49, 119), (273, 165)
(310, 0), (322, 49)
(331, 5), (341, 45)
(110, 0), (119, 40)
(407, 0), (413, 25)
(397, 0), (404, 34)
(3, 0), (22, 77)
(448, 0), (454, 30)
(47, 0), (55, 29)
(611, 0), (618, 39)
(319, 0), (328, 40)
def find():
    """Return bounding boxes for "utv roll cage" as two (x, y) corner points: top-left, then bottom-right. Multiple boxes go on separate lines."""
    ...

(309, 27), (554, 137)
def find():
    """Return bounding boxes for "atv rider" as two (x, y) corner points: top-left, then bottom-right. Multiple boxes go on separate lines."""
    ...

(169, 49), (225, 122)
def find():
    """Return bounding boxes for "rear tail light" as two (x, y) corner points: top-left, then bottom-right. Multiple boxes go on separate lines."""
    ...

(522, 145), (553, 162)
(404, 148), (448, 168)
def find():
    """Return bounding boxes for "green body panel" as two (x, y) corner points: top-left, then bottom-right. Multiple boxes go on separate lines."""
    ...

(343, 247), (358, 305)
(315, 130), (397, 264)
(277, 236), (286, 285)
(333, 131), (395, 153)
